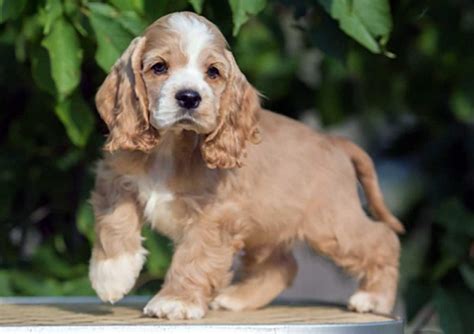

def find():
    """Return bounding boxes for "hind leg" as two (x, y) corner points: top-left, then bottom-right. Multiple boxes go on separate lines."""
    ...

(305, 208), (400, 314)
(210, 248), (297, 311)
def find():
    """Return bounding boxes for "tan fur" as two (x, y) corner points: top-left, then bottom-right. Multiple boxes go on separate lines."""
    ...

(89, 12), (402, 319)
(96, 37), (159, 152)
(201, 50), (261, 169)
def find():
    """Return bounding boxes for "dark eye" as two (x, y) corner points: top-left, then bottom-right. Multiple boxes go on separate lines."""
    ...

(207, 66), (220, 79)
(152, 62), (167, 74)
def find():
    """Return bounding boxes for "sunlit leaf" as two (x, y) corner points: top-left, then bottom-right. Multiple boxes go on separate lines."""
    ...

(87, 2), (134, 72)
(40, 0), (63, 34)
(317, 0), (392, 54)
(118, 11), (148, 36)
(229, 0), (266, 36)
(110, 0), (145, 15)
(63, 0), (78, 16)
(42, 17), (82, 97)
(63, 0), (87, 36)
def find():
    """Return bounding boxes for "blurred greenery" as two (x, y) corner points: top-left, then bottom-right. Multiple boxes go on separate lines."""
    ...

(0, 0), (473, 332)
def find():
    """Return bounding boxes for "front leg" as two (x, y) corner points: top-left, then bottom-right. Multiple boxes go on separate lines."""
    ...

(144, 223), (235, 320)
(89, 180), (146, 304)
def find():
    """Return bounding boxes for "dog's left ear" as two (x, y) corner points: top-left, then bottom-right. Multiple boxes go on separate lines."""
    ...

(201, 50), (261, 169)
(96, 37), (159, 152)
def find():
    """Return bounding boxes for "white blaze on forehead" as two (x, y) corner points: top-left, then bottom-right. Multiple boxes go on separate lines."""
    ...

(152, 13), (216, 129)
(167, 13), (214, 66)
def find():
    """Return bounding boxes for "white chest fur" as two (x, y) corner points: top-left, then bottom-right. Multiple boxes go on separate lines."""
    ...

(135, 150), (178, 239)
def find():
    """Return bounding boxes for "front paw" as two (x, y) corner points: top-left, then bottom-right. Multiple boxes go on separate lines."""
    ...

(144, 295), (206, 320)
(348, 291), (392, 314)
(89, 248), (147, 304)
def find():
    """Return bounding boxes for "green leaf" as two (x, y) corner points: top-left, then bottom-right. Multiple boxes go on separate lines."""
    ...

(143, 227), (172, 278)
(450, 88), (474, 124)
(61, 276), (94, 295)
(0, 271), (13, 296)
(118, 11), (148, 36)
(87, 2), (119, 17)
(0, 0), (26, 23)
(87, 1), (148, 35)
(40, 0), (63, 34)
(109, 0), (145, 15)
(87, 2), (135, 72)
(9, 270), (65, 296)
(32, 245), (86, 279)
(76, 200), (95, 243)
(63, 0), (78, 16)
(42, 17), (83, 98)
(351, 0), (392, 41)
(54, 93), (95, 147)
(189, 0), (204, 13)
(229, 0), (266, 36)
(30, 46), (56, 95)
(317, 0), (392, 54)
(63, 0), (87, 36)
(22, 13), (42, 41)
(234, 20), (295, 99)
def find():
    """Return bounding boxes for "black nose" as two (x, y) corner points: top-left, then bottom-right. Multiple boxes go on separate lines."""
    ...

(175, 89), (201, 109)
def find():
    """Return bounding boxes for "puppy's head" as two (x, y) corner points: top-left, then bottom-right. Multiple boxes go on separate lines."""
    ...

(96, 12), (260, 168)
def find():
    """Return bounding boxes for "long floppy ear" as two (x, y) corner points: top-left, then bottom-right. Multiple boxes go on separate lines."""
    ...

(96, 37), (159, 152)
(201, 50), (261, 169)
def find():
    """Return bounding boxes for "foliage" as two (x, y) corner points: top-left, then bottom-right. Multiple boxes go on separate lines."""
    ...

(0, 0), (473, 332)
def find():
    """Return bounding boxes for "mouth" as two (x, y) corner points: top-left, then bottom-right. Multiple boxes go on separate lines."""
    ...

(176, 114), (196, 125)
(152, 110), (207, 132)
(174, 110), (202, 126)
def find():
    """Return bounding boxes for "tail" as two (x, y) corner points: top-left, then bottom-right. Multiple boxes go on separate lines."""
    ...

(331, 136), (405, 234)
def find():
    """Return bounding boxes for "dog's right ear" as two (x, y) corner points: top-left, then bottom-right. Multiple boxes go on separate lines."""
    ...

(96, 37), (159, 152)
(201, 50), (261, 169)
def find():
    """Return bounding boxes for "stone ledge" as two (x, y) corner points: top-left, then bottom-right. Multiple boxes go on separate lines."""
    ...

(0, 297), (403, 334)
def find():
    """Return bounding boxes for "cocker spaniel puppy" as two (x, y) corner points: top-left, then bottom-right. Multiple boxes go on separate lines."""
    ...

(89, 12), (403, 320)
